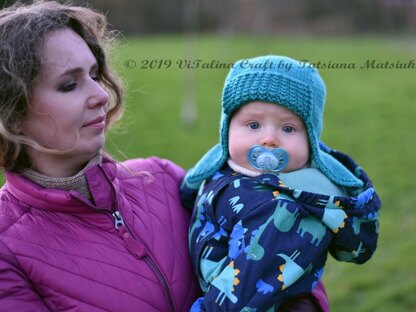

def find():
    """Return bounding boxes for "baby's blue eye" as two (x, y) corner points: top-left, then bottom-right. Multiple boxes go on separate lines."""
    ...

(282, 126), (294, 133)
(248, 122), (260, 129)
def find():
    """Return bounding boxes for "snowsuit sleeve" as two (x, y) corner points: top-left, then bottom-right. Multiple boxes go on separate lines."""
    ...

(328, 174), (380, 264)
(319, 148), (381, 264)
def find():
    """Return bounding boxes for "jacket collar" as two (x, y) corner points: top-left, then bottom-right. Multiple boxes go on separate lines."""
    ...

(4, 157), (118, 213)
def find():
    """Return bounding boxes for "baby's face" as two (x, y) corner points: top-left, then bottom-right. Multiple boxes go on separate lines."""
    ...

(228, 101), (310, 173)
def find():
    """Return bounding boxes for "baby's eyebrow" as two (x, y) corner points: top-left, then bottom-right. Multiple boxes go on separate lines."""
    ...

(243, 110), (266, 118)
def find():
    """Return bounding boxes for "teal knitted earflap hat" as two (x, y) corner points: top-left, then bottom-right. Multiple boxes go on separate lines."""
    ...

(183, 55), (363, 190)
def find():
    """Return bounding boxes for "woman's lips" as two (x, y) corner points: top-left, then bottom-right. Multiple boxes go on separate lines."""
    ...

(83, 116), (106, 129)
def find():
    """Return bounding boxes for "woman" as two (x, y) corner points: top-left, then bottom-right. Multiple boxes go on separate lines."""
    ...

(0, 1), (199, 311)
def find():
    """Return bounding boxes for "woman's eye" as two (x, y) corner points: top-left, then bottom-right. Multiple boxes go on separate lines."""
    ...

(91, 73), (100, 82)
(282, 126), (294, 133)
(58, 81), (77, 92)
(248, 122), (260, 130)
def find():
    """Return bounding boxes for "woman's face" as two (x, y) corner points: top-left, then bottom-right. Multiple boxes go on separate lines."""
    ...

(19, 28), (109, 176)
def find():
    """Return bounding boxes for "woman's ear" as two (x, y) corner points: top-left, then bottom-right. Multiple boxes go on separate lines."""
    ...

(14, 122), (23, 134)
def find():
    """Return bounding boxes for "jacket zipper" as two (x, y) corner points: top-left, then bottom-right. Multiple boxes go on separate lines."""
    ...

(112, 210), (125, 229)
(112, 211), (175, 312)
(73, 164), (176, 312)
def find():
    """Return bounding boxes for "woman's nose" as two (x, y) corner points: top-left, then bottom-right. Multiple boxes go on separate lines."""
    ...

(87, 79), (109, 109)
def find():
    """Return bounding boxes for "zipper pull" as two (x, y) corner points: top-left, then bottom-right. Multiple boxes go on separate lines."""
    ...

(112, 210), (147, 258)
(112, 210), (125, 229)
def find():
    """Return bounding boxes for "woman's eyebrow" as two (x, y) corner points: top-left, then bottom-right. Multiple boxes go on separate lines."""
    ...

(58, 63), (98, 78)
(57, 67), (83, 78)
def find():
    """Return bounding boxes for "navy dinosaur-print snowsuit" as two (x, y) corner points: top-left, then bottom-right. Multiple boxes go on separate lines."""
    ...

(183, 149), (381, 311)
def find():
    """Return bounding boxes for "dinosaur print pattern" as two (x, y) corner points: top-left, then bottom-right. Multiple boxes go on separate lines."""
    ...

(350, 188), (375, 209)
(229, 221), (247, 259)
(246, 200), (299, 261)
(189, 193), (207, 246)
(273, 200), (299, 232)
(297, 216), (327, 246)
(211, 261), (240, 305)
(229, 196), (245, 214)
(196, 218), (215, 243)
(335, 241), (366, 262)
(277, 250), (312, 290)
(311, 267), (325, 290)
(317, 196), (348, 233)
(184, 147), (381, 311)
(352, 211), (379, 235)
(256, 279), (274, 294)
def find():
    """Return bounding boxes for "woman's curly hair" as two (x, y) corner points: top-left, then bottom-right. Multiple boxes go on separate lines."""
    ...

(0, 0), (124, 171)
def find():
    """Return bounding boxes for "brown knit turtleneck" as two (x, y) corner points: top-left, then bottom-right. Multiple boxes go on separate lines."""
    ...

(20, 154), (102, 202)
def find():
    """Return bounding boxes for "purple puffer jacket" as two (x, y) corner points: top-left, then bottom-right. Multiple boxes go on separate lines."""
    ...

(0, 157), (200, 311)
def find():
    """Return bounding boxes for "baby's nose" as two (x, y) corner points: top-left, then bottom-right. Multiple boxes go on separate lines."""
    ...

(261, 134), (279, 147)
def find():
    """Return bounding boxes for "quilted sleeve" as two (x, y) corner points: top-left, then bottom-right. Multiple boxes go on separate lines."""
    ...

(154, 157), (186, 186)
(0, 240), (50, 311)
(122, 157), (185, 186)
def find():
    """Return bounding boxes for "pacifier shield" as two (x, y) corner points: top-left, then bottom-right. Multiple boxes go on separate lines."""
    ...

(247, 145), (289, 173)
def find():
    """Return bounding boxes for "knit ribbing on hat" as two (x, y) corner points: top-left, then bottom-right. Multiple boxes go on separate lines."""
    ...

(222, 72), (312, 121)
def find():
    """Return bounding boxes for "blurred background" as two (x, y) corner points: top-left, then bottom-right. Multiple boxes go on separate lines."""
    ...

(2, 0), (416, 311)
(7, 0), (414, 35)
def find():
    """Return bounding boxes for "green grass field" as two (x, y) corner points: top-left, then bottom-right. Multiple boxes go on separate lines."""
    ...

(107, 35), (415, 311)
(1, 34), (414, 310)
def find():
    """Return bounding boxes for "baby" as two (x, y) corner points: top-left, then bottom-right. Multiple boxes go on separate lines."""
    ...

(180, 55), (381, 311)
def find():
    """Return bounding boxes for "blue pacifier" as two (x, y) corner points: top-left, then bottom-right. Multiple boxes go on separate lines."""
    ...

(247, 145), (289, 173)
